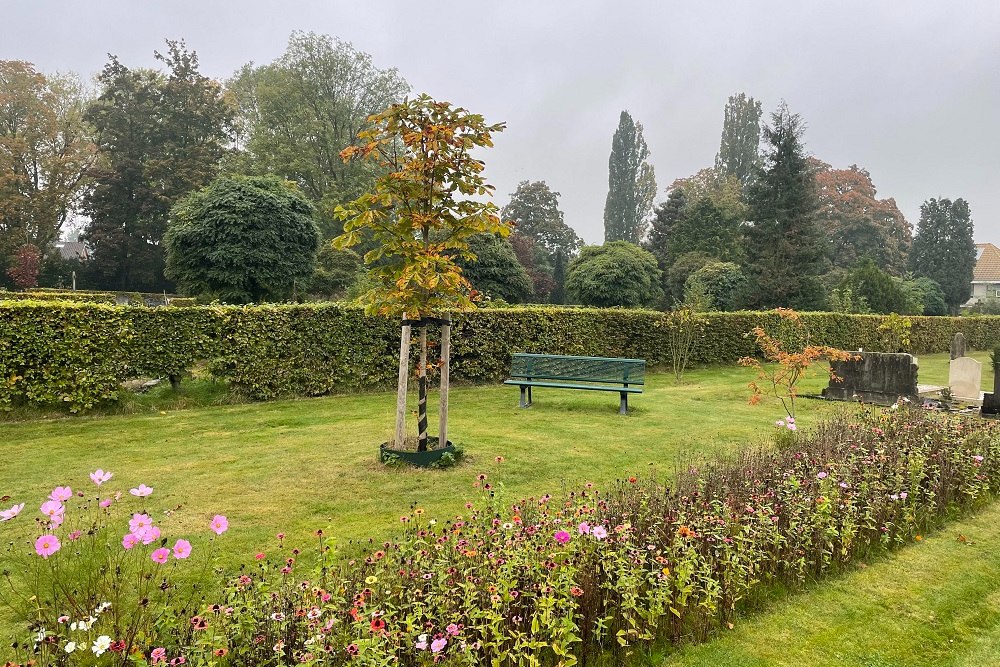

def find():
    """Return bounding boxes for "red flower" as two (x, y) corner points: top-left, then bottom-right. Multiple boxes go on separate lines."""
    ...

(370, 617), (387, 633)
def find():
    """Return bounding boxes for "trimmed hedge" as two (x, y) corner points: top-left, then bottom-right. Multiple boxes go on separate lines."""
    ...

(0, 290), (196, 306)
(3, 302), (1000, 412)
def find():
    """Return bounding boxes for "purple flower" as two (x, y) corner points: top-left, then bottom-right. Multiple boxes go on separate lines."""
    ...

(817, 472), (828, 479)
(591, 526), (608, 540)
(431, 637), (447, 653)
(554, 530), (571, 544)
(577, 521), (590, 535)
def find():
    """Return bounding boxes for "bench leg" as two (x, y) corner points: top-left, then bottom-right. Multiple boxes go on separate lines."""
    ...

(528, 386), (533, 405)
(520, 386), (532, 408)
(619, 392), (628, 415)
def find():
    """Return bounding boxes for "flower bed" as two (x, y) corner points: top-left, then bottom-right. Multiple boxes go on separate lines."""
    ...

(2, 408), (998, 665)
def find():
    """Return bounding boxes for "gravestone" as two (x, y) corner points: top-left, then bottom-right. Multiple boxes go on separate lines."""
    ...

(948, 356), (982, 401)
(822, 352), (919, 405)
(950, 333), (967, 360)
(115, 294), (131, 305)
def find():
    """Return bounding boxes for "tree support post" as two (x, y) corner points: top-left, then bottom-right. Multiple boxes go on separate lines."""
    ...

(417, 325), (429, 451)
(395, 317), (411, 448)
(438, 317), (451, 448)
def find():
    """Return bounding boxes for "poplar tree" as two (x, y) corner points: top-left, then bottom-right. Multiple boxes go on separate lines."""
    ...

(603, 111), (656, 244)
(714, 92), (763, 189)
(909, 197), (975, 314)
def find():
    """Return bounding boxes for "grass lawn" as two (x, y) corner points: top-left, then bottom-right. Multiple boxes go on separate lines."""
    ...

(659, 502), (1000, 667)
(2, 351), (996, 661)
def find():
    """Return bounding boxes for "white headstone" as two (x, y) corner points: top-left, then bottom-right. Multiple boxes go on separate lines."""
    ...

(949, 357), (982, 401)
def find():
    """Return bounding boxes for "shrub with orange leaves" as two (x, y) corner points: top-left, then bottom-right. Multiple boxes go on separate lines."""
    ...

(739, 308), (857, 418)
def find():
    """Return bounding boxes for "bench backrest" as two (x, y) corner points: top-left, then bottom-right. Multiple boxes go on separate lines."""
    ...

(510, 353), (645, 385)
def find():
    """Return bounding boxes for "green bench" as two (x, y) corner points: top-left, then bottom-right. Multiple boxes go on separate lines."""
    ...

(504, 353), (645, 415)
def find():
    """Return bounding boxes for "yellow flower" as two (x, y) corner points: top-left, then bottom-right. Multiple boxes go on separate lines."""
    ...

(662, 567), (670, 576)
(365, 576), (378, 585)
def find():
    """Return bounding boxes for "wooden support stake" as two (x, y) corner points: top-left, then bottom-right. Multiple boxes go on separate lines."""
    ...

(395, 317), (411, 448)
(417, 325), (429, 451)
(438, 318), (451, 448)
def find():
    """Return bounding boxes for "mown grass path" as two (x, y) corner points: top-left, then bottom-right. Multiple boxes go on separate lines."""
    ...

(660, 502), (1000, 667)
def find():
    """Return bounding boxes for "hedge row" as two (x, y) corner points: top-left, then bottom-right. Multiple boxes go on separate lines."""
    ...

(0, 290), (196, 306)
(3, 302), (1000, 411)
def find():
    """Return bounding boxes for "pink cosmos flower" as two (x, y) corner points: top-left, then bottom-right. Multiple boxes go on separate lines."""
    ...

(122, 533), (140, 550)
(415, 634), (428, 650)
(129, 513), (152, 534)
(35, 534), (61, 558)
(817, 472), (828, 479)
(68, 530), (82, 541)
(49, 486), (73, 502)
(151, 548), (170, 564)
(431, 637), (447, 653)
(446, 623), (461, 636)
(138, 525), (161, 545)
(209, 515), (228, 535)
(150, 647), (167, 664)
(130, 484), (153, 497)
(554, 530), (571, 544)
(173, 539), (192, 559)
(578, 521), (591, 535)
(90, 469), (113, 486)
(40, 500), (64, 518)
(591, 526), (608, 540)
(0, 503), (24, 521)
(100, 498), (112, 508)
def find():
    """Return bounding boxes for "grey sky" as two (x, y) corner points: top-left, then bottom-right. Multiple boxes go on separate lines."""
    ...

(5, 1), (999, 245)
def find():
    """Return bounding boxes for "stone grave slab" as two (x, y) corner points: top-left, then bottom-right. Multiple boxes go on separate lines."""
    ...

(949, 357), (982, 401)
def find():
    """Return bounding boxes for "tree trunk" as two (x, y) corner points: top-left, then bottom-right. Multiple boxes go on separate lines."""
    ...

(417, 324), (429, 452)
(439, 317), (451, 448)
(394, 318), (411, 448)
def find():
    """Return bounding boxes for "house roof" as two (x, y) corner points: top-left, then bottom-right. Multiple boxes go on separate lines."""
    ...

(56, 241), (89, 261)
(973, 243), (1000, 283)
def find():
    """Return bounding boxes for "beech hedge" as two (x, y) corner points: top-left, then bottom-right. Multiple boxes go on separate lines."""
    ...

(3, 302), (1000, 412)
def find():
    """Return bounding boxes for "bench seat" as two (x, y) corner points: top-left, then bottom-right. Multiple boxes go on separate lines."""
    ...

(506, 353), (645, 414)
(503, 379), (643, 393)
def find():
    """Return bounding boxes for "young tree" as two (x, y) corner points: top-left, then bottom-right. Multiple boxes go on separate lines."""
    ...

(909, 198), (975, 314)
(714, 92), (762, 189)
(164, 175), (319, 303)
(684, 261), (747, 311)
(228, 32), (409, 236)
(744, 104), (825, 310)
(83, 42), (233, 291)
(603, 111), (656, 244)
(565, 241), (662, 308)
(645, 188), (685, 281)
(0, 61), (95, 275)
(501, 180), (581, 260)
(814, 161), (911, 275)
(5, 244), (42, 288)
(334, 95), (508, 452)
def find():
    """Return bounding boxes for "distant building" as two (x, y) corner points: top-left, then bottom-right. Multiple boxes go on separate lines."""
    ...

(55, 241), (90, 261)
(967, 242), (1000, 305)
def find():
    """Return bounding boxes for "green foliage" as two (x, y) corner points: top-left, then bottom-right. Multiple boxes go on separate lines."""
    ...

(646, 188), (685, 277)
(565, 241), (662, 308)
(877, 313), (912, 352)
(714, 92), (763, 189)
(745, 103), (826, 309)
(909, 197), (976, 314)
(840, 258), (911, 314)
(308, 244), (361, 300)
(668, 197), (743, 267)
(82, 41), (233, 292)
(666, 251), (716, 306)
(906, 276), (948, 316)
(685, 261), (747, 311)
(458, 233), (533, 304)
(501, 180), (581, 260)
(7, 302), (1000, 413)
(827, 285), (871, 314)
(334, 95), (508, 319)
(550, 250), (567, 305)
(165, 175), (320, 303)
(226, 32), (409, 236)
(603, 110), (656, 244)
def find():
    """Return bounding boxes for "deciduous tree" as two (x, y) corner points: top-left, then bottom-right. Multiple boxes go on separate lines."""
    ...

(714, 92), (762, 189)
(0, 61), (94, 278)
(603, 111), (656, 244)
(566, 241), (662, 308)
(334, 95), (507, 452)
(458, 233), (532, 303)
(501, 180), (581, 260)
(228, 32), (409, 236)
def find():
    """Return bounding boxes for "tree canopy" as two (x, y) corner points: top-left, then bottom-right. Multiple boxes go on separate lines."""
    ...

(501, 180), (581, 260)
(714, 92), (762, 189)
(566, 241), (662, 308)
(908, 197), (975, 314)
(603, 111), (656, 244)
(228, 32), (409, 237)
(164, 175), (319, 303)
(458, 233), (533, 304)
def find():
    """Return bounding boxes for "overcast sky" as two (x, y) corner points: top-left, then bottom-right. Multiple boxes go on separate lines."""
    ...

(5, 1), (999, 245)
